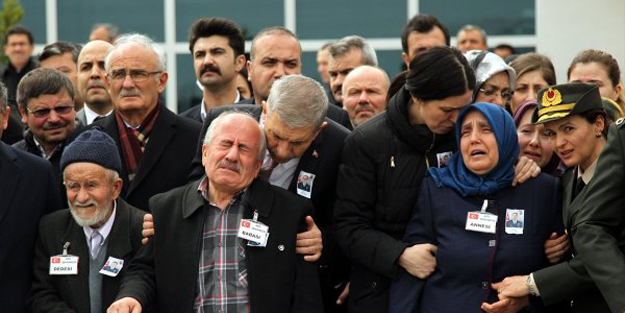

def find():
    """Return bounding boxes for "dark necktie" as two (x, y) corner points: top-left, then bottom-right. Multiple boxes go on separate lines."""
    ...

(93, 115), (106, 123)
(573, 176), (586, 201)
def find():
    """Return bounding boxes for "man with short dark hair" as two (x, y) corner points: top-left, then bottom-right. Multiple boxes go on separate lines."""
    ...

(29, 129), (146, 313)
(456, 24), (488, 53)
(90, 23), (119, 43)
(109, 112), (323, 313)
(400, 14), (450, 68)
(327, 35), (378, 106)
(0, 25), (38, 144)
(241, 26), (352, 129)
(14, 68), (78, 203)
(90, 33), (202, 211)
(0, 79), (61, 313)
(76, 40), (115, 126)
(180, 17), (247, 123)
(39, 41), (84, 111)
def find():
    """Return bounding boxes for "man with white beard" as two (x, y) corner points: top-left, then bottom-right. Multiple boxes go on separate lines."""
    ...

(28, 128), (147, 313)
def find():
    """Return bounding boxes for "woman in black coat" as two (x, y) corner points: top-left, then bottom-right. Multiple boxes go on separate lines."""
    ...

(389, 102), (563, 313)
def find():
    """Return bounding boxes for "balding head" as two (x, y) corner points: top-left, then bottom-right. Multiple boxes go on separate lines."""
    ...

(342, 65), (389, 127)
(77, 40), (114, 111)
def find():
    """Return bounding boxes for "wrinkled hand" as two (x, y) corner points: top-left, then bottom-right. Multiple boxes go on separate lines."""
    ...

(141, 214), (154, 245)
(492, 276), (530, 298)
(544, 232), (569, 264)
(512, 156), (541, 186)
(398, 243), (438, 279)
(296, 216), (323, 262)
(336, 282), (349, 305)
(107, 297), (142, 313)
(481, 296), (530, 313)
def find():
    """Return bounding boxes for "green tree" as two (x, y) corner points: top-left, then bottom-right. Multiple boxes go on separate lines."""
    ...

(0, 0), (24, 64)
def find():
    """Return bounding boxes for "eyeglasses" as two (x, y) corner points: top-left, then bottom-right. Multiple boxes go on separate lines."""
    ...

(27, 105), (74, 118)
(479, 88), (514, 101)
(108, 69), (162, 82)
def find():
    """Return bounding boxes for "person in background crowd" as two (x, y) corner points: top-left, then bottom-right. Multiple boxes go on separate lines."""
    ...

(236, 63), (253, 99)
(341, 65), (389, 128)
(327, 35), (378, 107)
(180, 18), (247, 123)
(601, 97), (624, 124)
(39, 41), (84, 111)
(109, 112), (323, 313)
(90, 23), (119, 43)
(87, 33), (201, 211)
(14, 68), (78, 204)
(317, 41), (335, 102)
(76, 40), (115, 126)
(29, 129), (146, 313)
(0, 80), (61, 313)
(389, 102), (562, 313)
(568, 49), (625, 112)
(494, 83), (613, 313)
(400, 14), (449, 68)
(241, 26), (352, 129)
(317, 41), (333, 85)
(456, 24), (488, 53)
(1, 25), (37, 144)
(509, 52), (557, 113)
(513, 99), (561, 176)
(464, 50), (517, 108)
(493, 44), (516, 59)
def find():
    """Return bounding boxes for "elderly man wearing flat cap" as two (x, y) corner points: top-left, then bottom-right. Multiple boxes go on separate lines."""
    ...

(29, 128), (147, 313)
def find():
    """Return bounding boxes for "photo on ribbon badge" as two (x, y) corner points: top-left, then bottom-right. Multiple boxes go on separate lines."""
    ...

(505, 209), (524, 235)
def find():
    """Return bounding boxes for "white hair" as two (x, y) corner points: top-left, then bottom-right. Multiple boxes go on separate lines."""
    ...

(266, 75), (328, 128)
(104, 33), (166, 71)
(203, 111), (267, 161)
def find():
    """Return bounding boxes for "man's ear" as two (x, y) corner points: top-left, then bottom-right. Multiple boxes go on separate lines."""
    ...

(246, 60), (253, 82)
(402, 52), (411, 69)
(19, 106), (27, 124)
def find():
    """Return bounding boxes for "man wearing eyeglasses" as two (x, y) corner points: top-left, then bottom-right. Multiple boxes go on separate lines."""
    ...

(14, 67), (78, 203)
(85, 33), (201, 212)
(464, 50), (517, 109)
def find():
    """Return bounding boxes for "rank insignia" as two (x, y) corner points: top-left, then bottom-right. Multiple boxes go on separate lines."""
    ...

(542, 88), (562, 107)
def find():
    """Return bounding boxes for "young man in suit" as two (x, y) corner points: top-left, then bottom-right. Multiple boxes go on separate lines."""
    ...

(180, 18), (247, 123)
(109, 112), (322, 312)
(29, 128), (146, 313)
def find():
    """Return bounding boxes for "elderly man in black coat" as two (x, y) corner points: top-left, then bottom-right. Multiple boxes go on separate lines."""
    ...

(29, 129), (146, 313)
(109, 112), (322, 313)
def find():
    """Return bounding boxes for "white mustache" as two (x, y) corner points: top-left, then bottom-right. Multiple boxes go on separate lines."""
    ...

(120, 88), (141, 97)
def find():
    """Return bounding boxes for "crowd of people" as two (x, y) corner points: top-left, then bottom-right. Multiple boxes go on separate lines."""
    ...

(0, 12), (624, 313)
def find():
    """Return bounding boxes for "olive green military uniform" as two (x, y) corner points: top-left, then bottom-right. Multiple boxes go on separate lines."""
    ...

(531, 83), (614, 312)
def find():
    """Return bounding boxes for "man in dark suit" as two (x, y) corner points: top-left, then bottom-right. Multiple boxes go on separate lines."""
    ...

(87, 33), (202, 211)
(29, 129), (146, 313)
(75, 40), (115, 127)
(237, 26), (352, 130)
(188, 75), (350, 312)
(0, 80), (61, 313)
(109, 112), (322, 312)
(180, 18), (247, 123)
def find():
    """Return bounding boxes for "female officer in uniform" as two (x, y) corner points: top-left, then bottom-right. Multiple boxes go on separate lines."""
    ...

(494, 83), (613, 312)
(388, 102), (562, 313)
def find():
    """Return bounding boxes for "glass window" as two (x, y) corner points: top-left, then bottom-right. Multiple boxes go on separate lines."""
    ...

(17, 1), (46, 44)
(297, 0), (405, 39)
(421, 0), (535, 35)
(176, 0), (283, 43)
(56, 1), (165, 43)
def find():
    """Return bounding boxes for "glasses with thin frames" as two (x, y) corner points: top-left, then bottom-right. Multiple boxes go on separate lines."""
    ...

(27, 105), (74, 118)
(479, 88), (514, 101)
(108, 69), (162, 82)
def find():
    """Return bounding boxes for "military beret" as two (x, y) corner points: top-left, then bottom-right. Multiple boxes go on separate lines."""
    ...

(532, 82), (603, 124)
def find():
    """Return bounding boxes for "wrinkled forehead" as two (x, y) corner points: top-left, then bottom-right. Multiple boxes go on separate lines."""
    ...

(108, 44), (159, 70)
